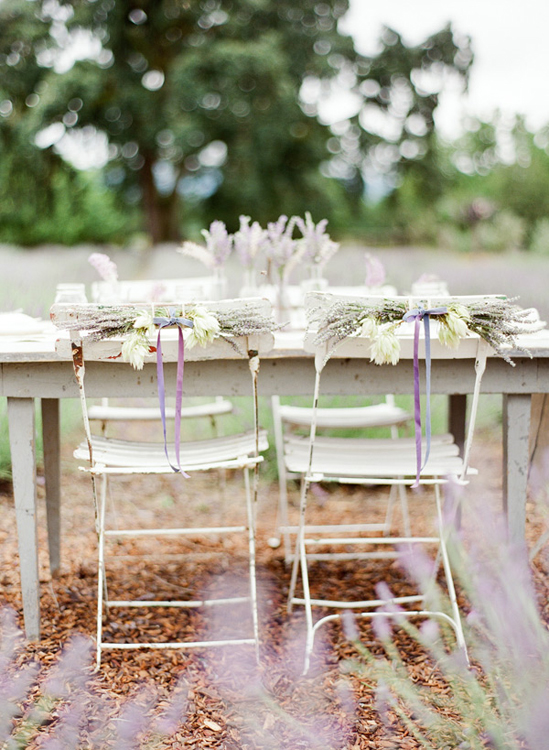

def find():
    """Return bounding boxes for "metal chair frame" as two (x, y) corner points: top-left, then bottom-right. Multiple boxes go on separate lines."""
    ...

(287, 292), (490, 672)
(52, 298), (273, 668)
(271, 394), (412, 563)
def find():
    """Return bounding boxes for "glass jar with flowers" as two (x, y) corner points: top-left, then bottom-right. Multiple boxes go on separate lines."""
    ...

(295, 212), (339, 293)
(88, 252), (119, 302)
(178, 220), (233, 300)
(234, 215), (268, 297)
(263, 215), (301, 323)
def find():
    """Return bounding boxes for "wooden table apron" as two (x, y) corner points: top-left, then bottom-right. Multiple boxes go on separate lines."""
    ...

(2, 351), (548, 640)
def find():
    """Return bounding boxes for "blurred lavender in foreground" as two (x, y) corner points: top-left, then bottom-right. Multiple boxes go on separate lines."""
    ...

(343, 480), (549, 749)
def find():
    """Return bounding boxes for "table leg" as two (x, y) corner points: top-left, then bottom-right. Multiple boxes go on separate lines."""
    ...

(41, 398), (60, 576)
(7, 397), (40, 640)
(503, 393), (532, 547)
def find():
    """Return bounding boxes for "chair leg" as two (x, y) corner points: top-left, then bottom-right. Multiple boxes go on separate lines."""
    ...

(287, 476), (307, 612)
(244, 467), (260, 662)
(399, 483), (411, 538)
(434, 485), (467, 656)
(383, 484), (397, 533)
(96, 473), (108, 669)
(211, 414), (228, 494)
(300, 526), (315, 675)
(270, 396), (292, 558)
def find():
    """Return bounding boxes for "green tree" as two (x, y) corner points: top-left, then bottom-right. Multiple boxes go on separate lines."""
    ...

(442, 114), (549, 248)
(0, 0), (359, 242)
(343, 24), (473, 204)
(0, 1), (473, 244)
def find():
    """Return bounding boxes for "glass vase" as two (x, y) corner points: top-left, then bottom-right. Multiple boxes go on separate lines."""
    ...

(211, 266), (228, 300)
(301, 264), (328, 294)
(239, 268), (259, 298)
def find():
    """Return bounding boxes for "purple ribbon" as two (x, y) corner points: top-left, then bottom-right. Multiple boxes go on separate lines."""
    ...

(153, 309), (194, 475)
(402, 306), (447, 487)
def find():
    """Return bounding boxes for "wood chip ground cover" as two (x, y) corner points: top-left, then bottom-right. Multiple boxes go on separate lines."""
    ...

(1, 438), (548, 749)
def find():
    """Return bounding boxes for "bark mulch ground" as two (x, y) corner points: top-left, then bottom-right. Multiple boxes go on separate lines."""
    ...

(1, 436), (549, 749)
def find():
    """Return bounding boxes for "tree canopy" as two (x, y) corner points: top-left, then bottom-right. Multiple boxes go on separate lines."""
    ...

(0, 0), (473, 244)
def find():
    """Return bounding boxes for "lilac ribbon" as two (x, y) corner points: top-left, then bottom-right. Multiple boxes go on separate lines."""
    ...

(402, 306), (447, 487)
(153, 309), (194, 475)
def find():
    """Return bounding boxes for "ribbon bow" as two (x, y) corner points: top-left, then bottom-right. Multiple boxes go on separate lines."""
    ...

(403, 305), (447, 487)
(152, 308), (194, 475)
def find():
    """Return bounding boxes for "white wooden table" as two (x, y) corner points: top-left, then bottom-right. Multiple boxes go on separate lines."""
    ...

(2, 327), (549, 640)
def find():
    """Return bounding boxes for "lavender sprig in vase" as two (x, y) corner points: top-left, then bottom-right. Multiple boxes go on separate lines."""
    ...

(234, 215), (268, 298)
(295, 212), (339, 292)
(178, 220), (233, 300)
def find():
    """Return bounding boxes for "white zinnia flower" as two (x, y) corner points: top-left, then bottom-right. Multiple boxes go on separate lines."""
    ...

(186, 306), (220, 348)
(370, 329), (401, 365)
(121, 332), (150, 370)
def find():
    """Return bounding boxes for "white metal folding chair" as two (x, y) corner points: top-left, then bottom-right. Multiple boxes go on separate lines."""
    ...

(287, 292), (492, 672)
(51, 298), (274, 668)
(271, 394), (412, 562)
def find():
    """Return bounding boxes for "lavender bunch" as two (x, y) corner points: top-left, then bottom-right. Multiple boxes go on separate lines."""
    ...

(294, 212), (339, 269)
(88, 252), (118, 282)
(264, 215), (300, 280)
(308, 295), (545, 367)
(234, 215), (268, 270)
(50, 303), (139, 341)
(364, 252), (386, 288)
(178, 219), (233, 270)
(465, 297), (544, 364)
(51, 301), (279, 368)
(309, 298), (407, 347)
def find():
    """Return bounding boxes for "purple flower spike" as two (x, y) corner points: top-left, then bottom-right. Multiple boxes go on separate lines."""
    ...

(364, 252), (386, 288)
(201, 220), (233, 267)
(234, 215), (268, 269)
(295, 212), (339, 268)
(88, 252), (118, 282)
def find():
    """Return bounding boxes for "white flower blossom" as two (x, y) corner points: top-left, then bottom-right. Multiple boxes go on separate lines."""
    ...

(360, 316), (378, 338)
(370, 328), (401, 365)
(186, 306), (220, 348)
(121, 331), (150, 370)
(438, 309), (469, 349)
(133, 311), (155, 336)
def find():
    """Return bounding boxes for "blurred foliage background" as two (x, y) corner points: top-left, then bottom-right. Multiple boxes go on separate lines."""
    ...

(0, 0), (548, 254)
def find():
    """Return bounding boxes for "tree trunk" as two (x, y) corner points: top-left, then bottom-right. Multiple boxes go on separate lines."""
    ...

(140, 153), (181, 243)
